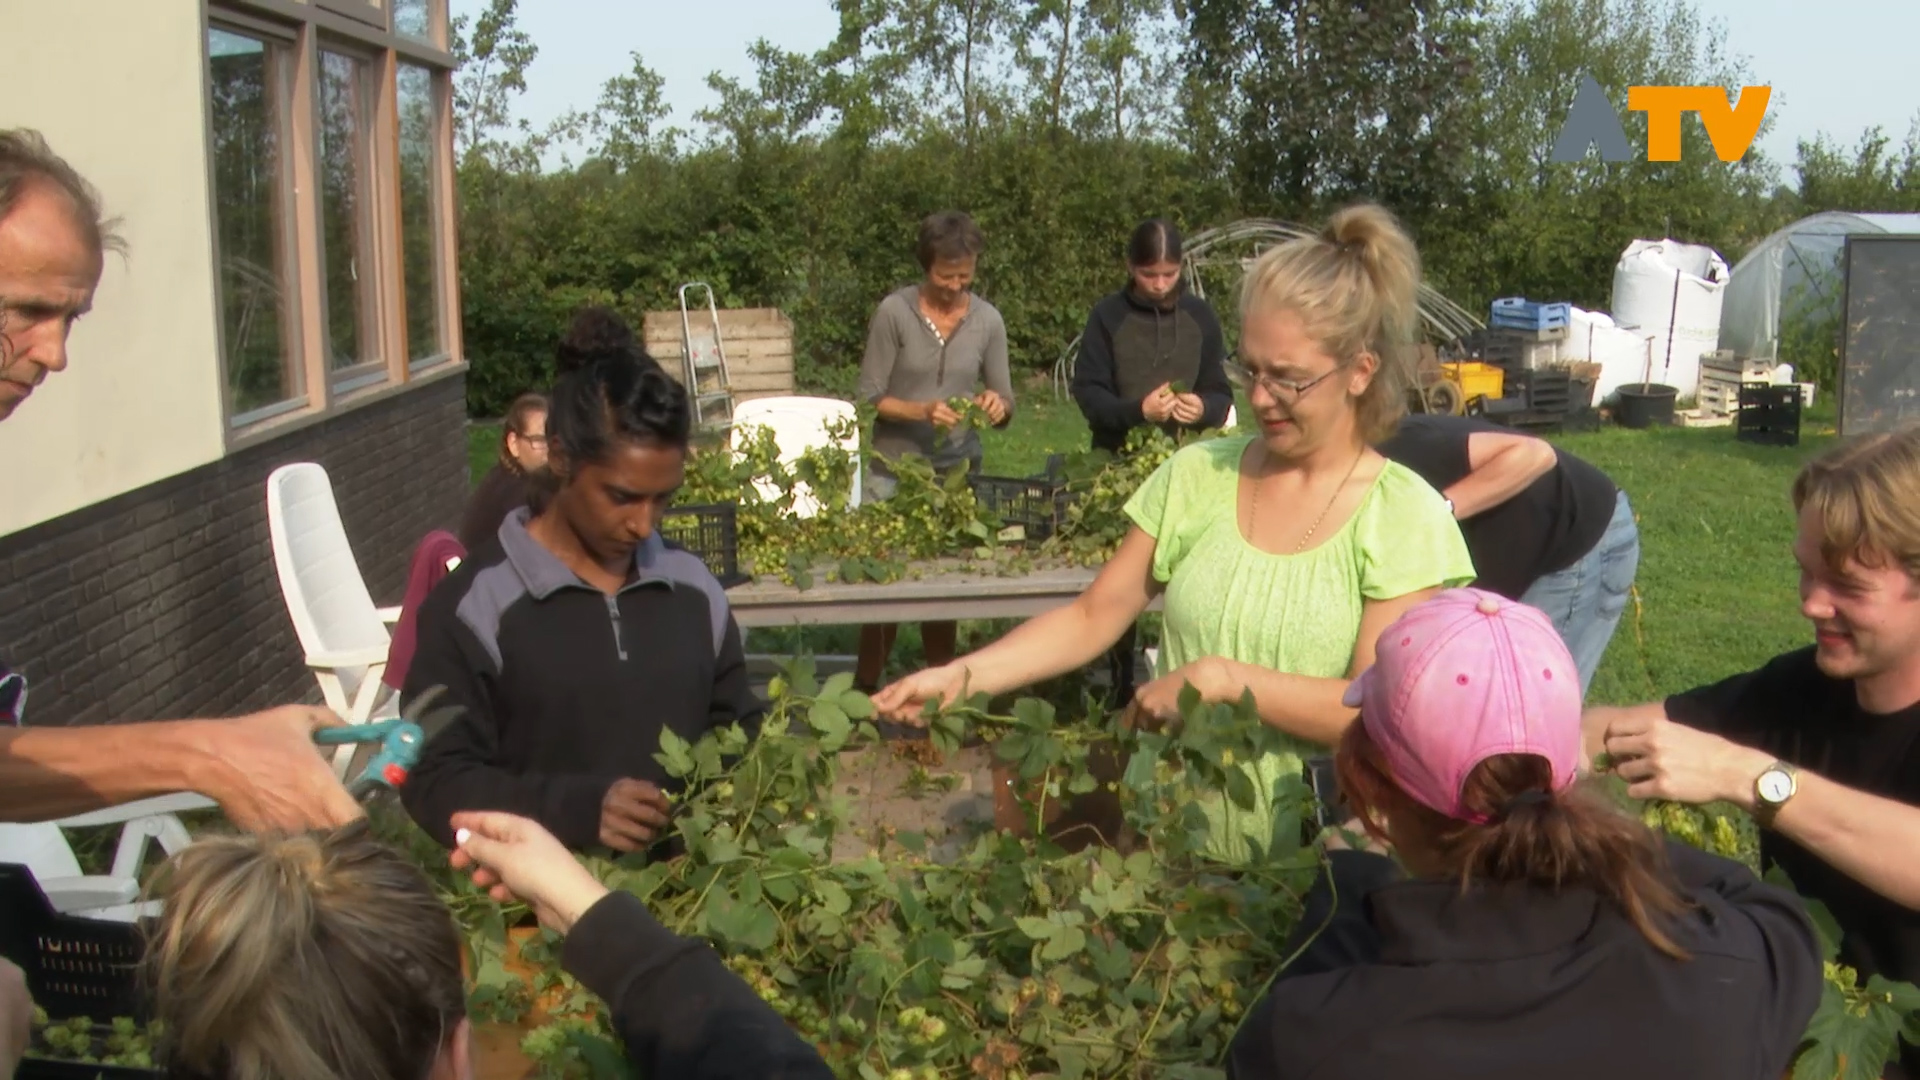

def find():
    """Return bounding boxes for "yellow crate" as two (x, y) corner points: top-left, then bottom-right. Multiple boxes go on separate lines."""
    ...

(1441, 361), (1505, 402)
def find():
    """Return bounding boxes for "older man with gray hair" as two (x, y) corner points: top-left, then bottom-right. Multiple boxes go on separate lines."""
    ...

(0, 128), (362, 1073)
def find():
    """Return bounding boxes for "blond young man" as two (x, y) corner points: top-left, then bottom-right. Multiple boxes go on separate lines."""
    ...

(1585, 425), (1920, 1079)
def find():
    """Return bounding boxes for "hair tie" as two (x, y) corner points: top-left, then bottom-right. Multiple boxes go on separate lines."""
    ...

(1502, 789), (1552, 815)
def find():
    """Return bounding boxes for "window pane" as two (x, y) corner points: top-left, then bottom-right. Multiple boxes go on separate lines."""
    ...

(393, 0), (433, 40)
(397, 64), (445, 366)
(207, 27), (303, 420)
(317, 50), (381, 377)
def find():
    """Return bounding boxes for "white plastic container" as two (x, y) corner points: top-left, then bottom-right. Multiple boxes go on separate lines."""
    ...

(1610, 239), (1730, 400)
(1564, 306), (1657, 404)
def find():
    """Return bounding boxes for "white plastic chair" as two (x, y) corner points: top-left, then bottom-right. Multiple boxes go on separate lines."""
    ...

(729, 396), (863, 519)
(266, 463), (401, 773)
(0, 792), (213, 922)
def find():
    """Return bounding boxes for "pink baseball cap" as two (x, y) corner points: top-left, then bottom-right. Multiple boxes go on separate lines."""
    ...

(1341, 587), (1582, 822)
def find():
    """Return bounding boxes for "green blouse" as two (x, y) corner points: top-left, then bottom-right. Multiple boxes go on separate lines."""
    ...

(1124, 434), (1476, 863)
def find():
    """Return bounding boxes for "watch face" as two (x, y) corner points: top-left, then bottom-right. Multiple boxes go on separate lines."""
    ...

(1758, 769), (1794, 804)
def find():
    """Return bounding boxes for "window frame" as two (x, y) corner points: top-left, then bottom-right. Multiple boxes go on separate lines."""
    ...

(313, 40), (389, 396)
(204, 1), (461, 448)
(395, 60), (452, 373)
(204, 14), (311, 429)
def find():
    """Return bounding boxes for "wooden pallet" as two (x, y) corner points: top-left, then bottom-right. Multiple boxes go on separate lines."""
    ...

(1676, 408), (1734, 428)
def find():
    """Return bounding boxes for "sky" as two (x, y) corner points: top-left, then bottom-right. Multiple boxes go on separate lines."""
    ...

(452, 0), (1920, 173)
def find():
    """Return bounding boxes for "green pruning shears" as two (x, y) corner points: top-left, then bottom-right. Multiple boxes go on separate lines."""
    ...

(314, 685), (465, 802)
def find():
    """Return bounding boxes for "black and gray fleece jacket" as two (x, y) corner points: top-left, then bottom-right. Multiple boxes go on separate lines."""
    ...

(399, 508), (764, 850)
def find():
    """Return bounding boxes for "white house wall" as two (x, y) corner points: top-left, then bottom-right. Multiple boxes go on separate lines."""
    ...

(0, 0), (227, 537)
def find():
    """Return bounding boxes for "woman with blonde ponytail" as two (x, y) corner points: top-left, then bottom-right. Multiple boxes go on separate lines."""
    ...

(877, 203), (1475, 862)
(1226, 589), (1822, 1080)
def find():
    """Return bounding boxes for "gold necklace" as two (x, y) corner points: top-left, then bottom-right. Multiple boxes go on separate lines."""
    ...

(1249, 445), (1367, 554)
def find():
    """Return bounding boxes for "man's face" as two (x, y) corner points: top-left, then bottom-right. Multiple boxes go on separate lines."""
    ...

(553, 438), (686, 567)
(1795, 503), (1920, 683)
(0, 183), (101, 421)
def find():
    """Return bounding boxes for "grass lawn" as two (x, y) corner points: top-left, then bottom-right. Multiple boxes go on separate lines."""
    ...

(467, 381), (1835, 706)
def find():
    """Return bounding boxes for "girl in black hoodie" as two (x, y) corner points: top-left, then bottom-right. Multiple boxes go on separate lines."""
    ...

(1070, 218), (1234, 454)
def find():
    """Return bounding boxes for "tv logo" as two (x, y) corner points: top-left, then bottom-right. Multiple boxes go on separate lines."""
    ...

(1551, 73), (1770, 163)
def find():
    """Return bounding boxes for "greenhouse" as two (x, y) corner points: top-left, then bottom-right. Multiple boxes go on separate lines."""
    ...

(1719, 210), (1920, 363)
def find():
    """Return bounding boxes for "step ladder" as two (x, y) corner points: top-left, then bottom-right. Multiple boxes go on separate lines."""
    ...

(678, 282), (734, 433)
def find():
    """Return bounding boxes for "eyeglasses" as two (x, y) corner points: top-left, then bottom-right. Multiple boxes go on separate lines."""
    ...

(1227, 360), (1345, 403)
(514, 432), (549, 446)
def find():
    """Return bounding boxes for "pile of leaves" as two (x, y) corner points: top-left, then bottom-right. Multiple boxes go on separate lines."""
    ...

(677, 412), (1201, 588)
(392, 667), (1920, 1080)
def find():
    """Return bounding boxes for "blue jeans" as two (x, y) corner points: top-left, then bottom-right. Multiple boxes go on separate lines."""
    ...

(1519, 490), (1640, 696)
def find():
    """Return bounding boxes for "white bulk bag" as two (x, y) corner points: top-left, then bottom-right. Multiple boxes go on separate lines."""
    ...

(1610, 239), (1729, 400)
(1564, 306), (1656, 404)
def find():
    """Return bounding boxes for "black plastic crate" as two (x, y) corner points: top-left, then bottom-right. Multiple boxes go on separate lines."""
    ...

(0, 864), (166, 1078)
(1737, 384), (1803, 447)
(968, 474), (1071, 542)
(1507, 370), (1574, 415)
(660, 503), (750, 588)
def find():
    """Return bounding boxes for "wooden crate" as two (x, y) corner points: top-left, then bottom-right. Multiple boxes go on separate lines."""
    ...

(642, 307), (797, 401)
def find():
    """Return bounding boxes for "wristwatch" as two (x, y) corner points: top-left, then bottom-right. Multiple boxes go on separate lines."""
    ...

(1442, 497), (1457, 518)
(1753, 760), (1799, 823)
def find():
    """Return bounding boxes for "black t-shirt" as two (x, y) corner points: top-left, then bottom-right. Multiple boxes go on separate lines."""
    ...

(1667, 646), (1920, 1080)
(1376, 414), (1618, 599)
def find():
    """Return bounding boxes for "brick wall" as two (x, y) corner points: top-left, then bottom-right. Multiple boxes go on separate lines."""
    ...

(0, 373), (469, 727)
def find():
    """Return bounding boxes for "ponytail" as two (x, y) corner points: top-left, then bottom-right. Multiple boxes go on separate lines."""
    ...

(1239, 202), (1422, 442)
(1336, 721), (1696, 960)
(143, 822), (466, 1080)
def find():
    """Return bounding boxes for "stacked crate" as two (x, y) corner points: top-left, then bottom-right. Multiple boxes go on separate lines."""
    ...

(1696, 350), (1774, 417)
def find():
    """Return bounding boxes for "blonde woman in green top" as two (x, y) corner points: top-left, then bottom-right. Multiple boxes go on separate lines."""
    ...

(873, 203), (1476, 863)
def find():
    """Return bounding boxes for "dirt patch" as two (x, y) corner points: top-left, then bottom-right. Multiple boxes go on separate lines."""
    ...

(830, 736), (998, 863)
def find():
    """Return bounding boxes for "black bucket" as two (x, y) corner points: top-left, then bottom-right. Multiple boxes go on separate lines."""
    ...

(1615, 383), (1677, 429)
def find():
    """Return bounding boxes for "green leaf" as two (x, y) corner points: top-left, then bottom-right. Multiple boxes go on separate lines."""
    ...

(1040, 924), (1087, 961)
(815, 879), (851, 915)
(941, 954), (987, 989)
(1015, 916), (1055, 941)
(821, 671), (856, 699)
(1088, 935), (1134, 981)
(1068, 770), (1099, 794)
(895, 830), (927, 855)
(763, 874), (799, 904)
(564, 1030), (638, 1080)
(655, 728), (696, 778)
(840, 691), (876, 720)
(705, 890), (778, 951)
(1123, 749), (1159, 792)
(808, 700), (851, 749)
(1224, 765), (1256, 810)
(839, 558), (865, 583)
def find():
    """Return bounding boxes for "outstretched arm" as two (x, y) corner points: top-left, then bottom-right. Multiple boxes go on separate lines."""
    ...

(1605, 705), (1920, 910)
(1146, 587), (1441, 746)
(1, 708), (361, 830)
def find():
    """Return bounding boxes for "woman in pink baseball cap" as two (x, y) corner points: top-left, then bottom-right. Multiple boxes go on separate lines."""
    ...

(1226, 588), (1822, 1080)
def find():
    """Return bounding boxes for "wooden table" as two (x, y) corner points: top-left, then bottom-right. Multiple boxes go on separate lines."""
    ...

(729, 561), (1162, 628)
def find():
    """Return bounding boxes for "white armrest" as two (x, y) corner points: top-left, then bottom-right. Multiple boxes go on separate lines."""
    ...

(307, 646), (392, 669)
(376, 605), (402, 625)
(53, 792), (216, 828)
(38, 875), (140, 912)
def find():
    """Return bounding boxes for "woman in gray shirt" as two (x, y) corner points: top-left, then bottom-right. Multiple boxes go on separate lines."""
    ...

(854, 210), (1016, 690)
